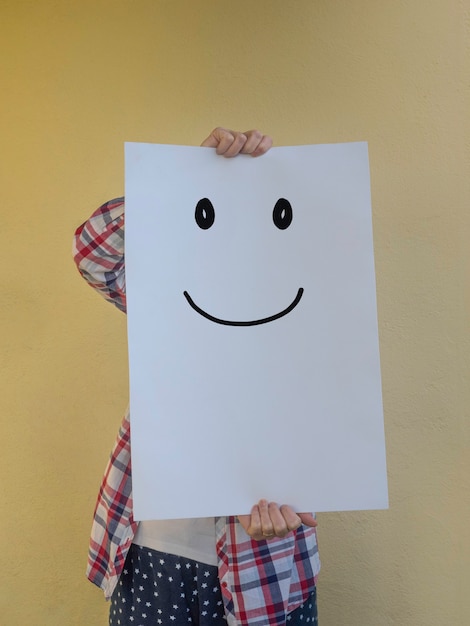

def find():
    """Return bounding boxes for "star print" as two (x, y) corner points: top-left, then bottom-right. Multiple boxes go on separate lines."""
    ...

(168, 576), (173, 582)
(170, 616), (176, 621)
(202, 583), (207, 589)
(175, 563), (181, 569)
(159, 558), (165, 564)
(142, 573), (148, 579)
(204, 571), (210, 577)
(139, 586), (144, 591)
(203, 600), (209, 606)
(146, 602), (151, 607)
(136, 598), (141, 603)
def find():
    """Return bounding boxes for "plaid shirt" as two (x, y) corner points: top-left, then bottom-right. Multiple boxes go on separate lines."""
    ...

(73, 198), (320, 626)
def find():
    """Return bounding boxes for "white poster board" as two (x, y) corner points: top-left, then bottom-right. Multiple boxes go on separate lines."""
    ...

(125, 141), (388, 520)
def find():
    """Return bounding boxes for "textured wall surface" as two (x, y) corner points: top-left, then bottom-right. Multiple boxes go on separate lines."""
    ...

(1, 1), (468, 624)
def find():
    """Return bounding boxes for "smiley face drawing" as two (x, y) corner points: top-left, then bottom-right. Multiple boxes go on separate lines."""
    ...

(183, 197), (304, 326)
(125, 141), (388, 521)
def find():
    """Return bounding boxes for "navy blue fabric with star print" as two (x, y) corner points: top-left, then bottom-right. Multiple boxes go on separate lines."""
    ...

(110, 544), (225, 625)
(110, 545), (318, 625)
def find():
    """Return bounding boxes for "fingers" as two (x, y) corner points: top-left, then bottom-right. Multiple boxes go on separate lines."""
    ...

(280, 505), (303, 532)
(241, 130), (273, 156)
(199, 128), (223, 148)
(298, 512), (318, 528)
(238, 504), (264, 540)
(200, 127), (246, 156)
(200, 127), (272, 158)
(238, 501), (316, 541)
(268, 502), (293, 537)
(259, 500), (276, 537)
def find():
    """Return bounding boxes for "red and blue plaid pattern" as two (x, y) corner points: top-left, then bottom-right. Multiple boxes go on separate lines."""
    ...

(73, 197), (127, 312)
(73, 199), (320, 625)
(216, 518), (319, 625)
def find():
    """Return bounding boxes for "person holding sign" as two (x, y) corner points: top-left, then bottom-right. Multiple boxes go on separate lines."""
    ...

(73, 128), (320, 626)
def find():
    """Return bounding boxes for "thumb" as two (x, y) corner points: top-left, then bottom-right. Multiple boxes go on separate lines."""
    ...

(298, 512), (318, 528)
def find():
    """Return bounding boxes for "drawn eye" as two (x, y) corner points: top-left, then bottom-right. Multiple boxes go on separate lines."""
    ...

(273, 198), (293, 230)
(195, 198), (215, 229)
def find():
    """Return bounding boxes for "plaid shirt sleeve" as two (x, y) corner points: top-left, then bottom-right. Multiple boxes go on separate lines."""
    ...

(72, 197), (127, 313)
(216, 516), (320, 626)
(73, 198), (138, 597)
(86, 410), (138, 599)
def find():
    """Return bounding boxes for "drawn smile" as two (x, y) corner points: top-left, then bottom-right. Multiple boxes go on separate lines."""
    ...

(183, 288), (304, 326)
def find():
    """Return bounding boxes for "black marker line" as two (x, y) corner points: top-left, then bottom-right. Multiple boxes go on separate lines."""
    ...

(183, 288), (304, 326)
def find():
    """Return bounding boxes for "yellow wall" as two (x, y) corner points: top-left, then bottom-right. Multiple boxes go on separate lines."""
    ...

(1, 1), (468, 624)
